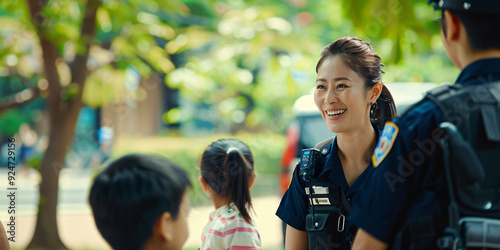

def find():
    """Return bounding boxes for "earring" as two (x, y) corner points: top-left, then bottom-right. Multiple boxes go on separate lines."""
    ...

(370, 102), (377, 117)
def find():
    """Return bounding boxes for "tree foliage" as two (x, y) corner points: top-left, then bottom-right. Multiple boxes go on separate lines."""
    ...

(165, 0), (457, 133)
(0, 0), (459, 248)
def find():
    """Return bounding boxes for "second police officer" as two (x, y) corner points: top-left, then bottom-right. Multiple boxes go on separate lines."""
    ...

(351, 0), (500, 249)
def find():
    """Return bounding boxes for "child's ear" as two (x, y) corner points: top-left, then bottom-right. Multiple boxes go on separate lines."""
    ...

(248, 172), (256, 189)
(153, 212), (174, 243)
(199, 176), (209, 192)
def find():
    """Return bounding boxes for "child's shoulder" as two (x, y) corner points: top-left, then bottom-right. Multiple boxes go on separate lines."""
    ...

(211, 204), (256, 228)
(203, 204), (261, 248)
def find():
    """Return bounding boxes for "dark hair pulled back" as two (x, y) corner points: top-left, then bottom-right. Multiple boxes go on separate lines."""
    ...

(316, 36), (396, 129)
(200, 138), (255, 223)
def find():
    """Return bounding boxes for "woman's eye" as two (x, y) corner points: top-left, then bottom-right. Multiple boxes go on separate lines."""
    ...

(337, 84), (347, 89)
(316, 85), (326, 90)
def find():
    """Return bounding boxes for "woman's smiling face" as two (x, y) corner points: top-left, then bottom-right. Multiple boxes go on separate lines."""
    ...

(314, 55), (372, 134)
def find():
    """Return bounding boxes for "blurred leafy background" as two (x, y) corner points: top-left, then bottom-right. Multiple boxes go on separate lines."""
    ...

(0, 0), (460, 249)
(1, 0), (458, 139)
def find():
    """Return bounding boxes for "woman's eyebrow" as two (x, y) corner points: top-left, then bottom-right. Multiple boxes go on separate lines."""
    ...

(315, 77), (351, 82)
(333, 77), (351, 82)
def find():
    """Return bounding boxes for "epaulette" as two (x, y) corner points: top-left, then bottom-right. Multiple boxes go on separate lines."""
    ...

(314, 136), (335, 154)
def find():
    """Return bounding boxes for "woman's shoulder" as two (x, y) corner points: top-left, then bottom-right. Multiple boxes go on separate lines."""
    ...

(314, 136), (336, 150)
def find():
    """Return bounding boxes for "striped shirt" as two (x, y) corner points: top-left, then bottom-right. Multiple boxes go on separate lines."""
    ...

(201, 203), (261, 250)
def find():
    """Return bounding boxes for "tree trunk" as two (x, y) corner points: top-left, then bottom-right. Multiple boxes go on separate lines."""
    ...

(24, 0), (100, 247)
(26, 109), (80, 250)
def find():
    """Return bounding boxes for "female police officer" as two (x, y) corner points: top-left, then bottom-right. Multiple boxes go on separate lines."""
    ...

(276, 36), (396, 249)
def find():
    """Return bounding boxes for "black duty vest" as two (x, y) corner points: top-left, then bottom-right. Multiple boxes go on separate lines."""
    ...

(395, 82), (500, 249)
(305, 138), (357, 250)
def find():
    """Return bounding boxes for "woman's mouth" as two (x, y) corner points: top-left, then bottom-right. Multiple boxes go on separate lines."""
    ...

(325, 109), (346, 118)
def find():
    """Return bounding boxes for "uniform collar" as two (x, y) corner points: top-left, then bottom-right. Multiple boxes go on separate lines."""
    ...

(318, 124), (382, 195)
(456, 58), (500, 86)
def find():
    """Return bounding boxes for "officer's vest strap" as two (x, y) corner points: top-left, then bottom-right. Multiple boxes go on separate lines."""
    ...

(313, 136), (353, 216)
(314, 136), (335, 150)
(424, 82), (500, 142)
(481, 83), (500, 141)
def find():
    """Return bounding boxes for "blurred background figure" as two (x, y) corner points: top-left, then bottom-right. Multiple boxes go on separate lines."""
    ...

(97, 126), (114, 164)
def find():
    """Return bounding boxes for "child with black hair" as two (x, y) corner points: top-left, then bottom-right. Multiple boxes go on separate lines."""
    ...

(199, 138), (262, 250)
(89, 153), (192, 250)
(0, 219), (11, 250)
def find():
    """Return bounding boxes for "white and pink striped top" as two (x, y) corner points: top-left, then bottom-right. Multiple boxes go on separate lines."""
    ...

(201, 203), (262, 250)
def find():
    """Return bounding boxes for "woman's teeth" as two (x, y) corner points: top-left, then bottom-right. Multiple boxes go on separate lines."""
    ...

(326, 109), (346, 117)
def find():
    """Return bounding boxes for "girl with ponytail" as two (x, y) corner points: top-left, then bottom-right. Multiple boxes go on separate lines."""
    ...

(199, 138), (262, 250)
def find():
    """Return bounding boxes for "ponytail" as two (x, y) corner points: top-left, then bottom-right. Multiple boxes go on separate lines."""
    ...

(371, 84), (397, 129)
(224, 148), (253, 222)
(200, 139), (255, 223)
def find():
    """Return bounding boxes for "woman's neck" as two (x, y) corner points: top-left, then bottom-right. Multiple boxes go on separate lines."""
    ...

(336, 122), (377, 182)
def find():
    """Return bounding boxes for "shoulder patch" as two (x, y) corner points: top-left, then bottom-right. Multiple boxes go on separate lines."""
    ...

(372, 122), (399, 168)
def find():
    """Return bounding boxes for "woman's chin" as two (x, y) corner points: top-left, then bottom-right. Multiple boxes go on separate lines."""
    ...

(326, 124), (343, 134)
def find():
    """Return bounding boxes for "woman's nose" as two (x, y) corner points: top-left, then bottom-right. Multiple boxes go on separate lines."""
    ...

(325, 88), (338, 104)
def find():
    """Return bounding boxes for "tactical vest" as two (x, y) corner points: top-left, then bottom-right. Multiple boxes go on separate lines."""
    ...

(304, 137), (357, 250)
(395, 82), (500, 249)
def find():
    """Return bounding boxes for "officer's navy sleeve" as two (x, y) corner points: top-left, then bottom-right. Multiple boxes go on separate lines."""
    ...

(276, 164), (309, 230)
(349, 101), (445, 243)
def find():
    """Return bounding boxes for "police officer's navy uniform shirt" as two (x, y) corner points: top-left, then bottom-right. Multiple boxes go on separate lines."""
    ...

(349, 58), (500, 248)
(276, 125), (381, 231)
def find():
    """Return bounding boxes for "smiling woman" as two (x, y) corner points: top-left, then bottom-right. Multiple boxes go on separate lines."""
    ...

(276, 36), (396, 250)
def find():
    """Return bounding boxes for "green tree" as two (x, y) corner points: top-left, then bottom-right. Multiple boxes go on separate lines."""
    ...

(0, 0), (191, 248)
(165, 0), (326, 132)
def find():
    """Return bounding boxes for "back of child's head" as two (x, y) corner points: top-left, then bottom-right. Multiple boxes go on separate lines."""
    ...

(200, 138), (255, 222)
(89, 153), (192, 250)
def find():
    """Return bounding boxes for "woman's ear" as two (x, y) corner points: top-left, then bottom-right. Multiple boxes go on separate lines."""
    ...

(153, 212), (174, 243)
(370, 82), (383, 103)
(199, 176), (209, 192)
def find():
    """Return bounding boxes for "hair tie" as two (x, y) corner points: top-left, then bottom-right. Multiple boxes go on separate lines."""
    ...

(226, 147), (239, 154)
